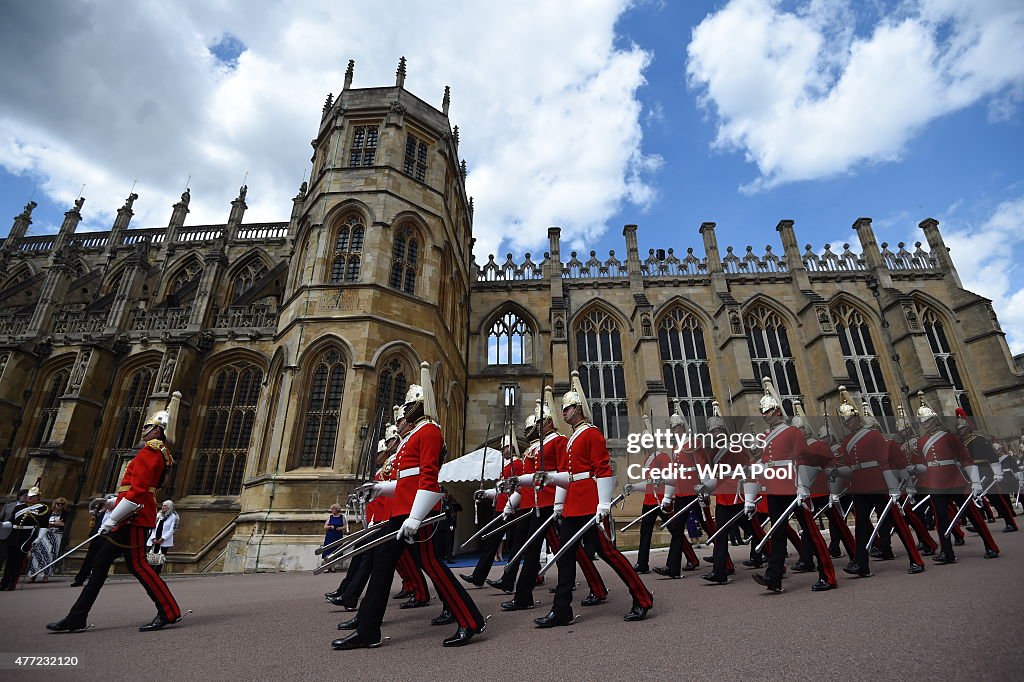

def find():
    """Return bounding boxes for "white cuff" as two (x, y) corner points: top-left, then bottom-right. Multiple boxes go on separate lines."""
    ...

(991, 462), (1003, 479)
(507, 491), (522, 511)
(882, 468), (900, 493)
(108, 498), (142, 526)
(549, 471), (571, 488)
(743, 481), (760, 504)
(376, 481), (397, 498)
(966, 464), (981, 486)
(797, 465), (819, 490)
(662, 484), (676, 499)
(409, 489), (443, 521)
(517, 473), (536, 488)
(596, 476), (616, 507)
(554, 486), (567, 505)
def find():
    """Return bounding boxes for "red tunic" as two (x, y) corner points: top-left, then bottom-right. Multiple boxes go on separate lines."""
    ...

(837, 427), (888, 493)
(115, 441), (166, 528)
(756, 423), (808, 496)
(916, 430), (971, 492)
(642, 451), (672, 505)
(522, 432), (563, 508)
(805, 438), (833, 498)
(390, 419), (444, 517)
(562, 424), (613, 517)
(672, 444), (706, 497)
(709, 445), (750, 505)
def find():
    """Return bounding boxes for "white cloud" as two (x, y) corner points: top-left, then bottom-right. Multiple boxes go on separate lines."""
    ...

(686, 0), (1024, 192)
(0, 0), (658, 257)
(942, 196), (1024, 352)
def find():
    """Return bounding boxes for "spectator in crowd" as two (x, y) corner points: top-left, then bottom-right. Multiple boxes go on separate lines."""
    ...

(322, 504), (348, 568)
(146, 500), (179, 575)
(28, 496), (68, 582)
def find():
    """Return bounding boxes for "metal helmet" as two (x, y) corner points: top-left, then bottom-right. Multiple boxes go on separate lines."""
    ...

(384, 422), (399, 442)
(707, 400), (726, 433)
(669, 399), (689, 430)
(836, 386), (858, 421)
(376, 438), (388, 454)
(861, 401), (879, 430)
(404, 362), (438, 420)
(954, 407), (972, 432)
(791, 399), (812, 436)
(561, 371), (593, 422)
(916, 391), (938, 423)
(895, 403), (912, 434)
(143, 391), (181, 444)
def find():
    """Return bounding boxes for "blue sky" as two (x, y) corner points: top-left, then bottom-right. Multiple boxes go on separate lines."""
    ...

(1, 0), (1022, 346)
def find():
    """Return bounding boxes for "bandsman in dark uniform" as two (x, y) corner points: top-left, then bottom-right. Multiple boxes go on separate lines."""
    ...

(956, 409), (1018, 533)
(47, 393), (183, 632)
(0, 487), (48, 591)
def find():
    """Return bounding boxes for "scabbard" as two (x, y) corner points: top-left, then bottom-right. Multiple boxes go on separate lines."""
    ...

(313, 514), (444, 575)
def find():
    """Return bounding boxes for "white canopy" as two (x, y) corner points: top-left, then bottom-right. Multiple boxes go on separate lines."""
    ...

(439, 446), (504, 483)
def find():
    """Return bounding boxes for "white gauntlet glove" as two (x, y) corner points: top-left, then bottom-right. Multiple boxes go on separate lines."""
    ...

(553, 486), (566, 518)
(100, 498), (142, 534)
(595, 476), (616, 523)
(399, 490), (442, 543)
(743, 482), (760, 518)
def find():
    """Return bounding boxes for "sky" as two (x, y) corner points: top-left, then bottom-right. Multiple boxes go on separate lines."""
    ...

(1, 0), (1022, 347)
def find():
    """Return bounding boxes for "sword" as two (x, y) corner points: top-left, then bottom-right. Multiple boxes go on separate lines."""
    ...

(502, 513), (558, 573)
(944, 479), (999, 536)
(842, 500), (854, 520)
(481, 510), (531, 539)
(313, 514), (444, 575)
(621, 504), (662, 532)
(755, 496), (803, 554)
(476, 422), (492, 526)
(813, 498), (833, 521)
(315, 520), (386, 556)
(30, 531), (103, 578)
(911, 494), (931, 512)
(460, 512), (505, 548)
(866, 497), (897, 552)
(705, 498), (762, 545)
(658, 495), (703, 530)
(538, 494), (625, 577)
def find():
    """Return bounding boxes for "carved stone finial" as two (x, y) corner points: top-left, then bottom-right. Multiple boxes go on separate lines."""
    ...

(396, 56), (407, 88)
(442, 85), (451, 115)
(238, 184), (247, 202)
(322, 92), (333, 115)
(453, 125), (460, 149)
(344, 59), (354, 90)
(181, 188), (190, 205)
(73, 197), (85, 212)
(124, 193), (138, 210)
(460, 159), (467, 179)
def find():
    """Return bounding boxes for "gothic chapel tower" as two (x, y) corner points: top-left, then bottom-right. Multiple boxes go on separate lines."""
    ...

(226, 58), (473, 570)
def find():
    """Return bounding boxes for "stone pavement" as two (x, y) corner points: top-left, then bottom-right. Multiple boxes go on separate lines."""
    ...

(1, 529), (1022, 680)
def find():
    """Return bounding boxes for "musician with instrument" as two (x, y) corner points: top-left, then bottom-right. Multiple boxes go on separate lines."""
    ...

(0, 487), (48, 591)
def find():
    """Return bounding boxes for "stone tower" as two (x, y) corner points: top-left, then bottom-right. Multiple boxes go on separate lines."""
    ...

(224, 58), (473, 571)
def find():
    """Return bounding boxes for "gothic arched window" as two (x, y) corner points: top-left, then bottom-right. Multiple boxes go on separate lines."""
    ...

(230, 258), (269, 302)
(745, 305), (801, 415)
(33, 368), (71, 446)
(487, 311), (533, 366)
(329, 214), (365, 284)
(169, 259), (202, 294)
(832, 302), (892, 417)
(389, 224), (420, 295)
(575, 309), (628, 439)
(297, 347), (347, 468)
(920, 305), (972, 415)
(658, 307), (713, 423)
(191, 362), (263, 495)
(375, 357), (409, 424)
(103, 366), (157, 492)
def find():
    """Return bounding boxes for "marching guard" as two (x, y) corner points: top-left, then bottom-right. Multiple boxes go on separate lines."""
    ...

(746, 378), (836, 593)
(700, 400), (747, 584)
(533, 372), (653, 627)
(47, 393), (183, 632)
(655, 403), (705, 577)
(623, 415), (671, 574)
(333, 363), (486, 649)
(913, 393), (999, 563)
(956, 409), (1018, 533)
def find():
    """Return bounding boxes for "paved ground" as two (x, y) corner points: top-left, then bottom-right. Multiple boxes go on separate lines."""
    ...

(1, 528), (1022, 680)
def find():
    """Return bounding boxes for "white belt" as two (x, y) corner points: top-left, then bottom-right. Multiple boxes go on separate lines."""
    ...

(928, 459), (956, 468)
(568, 472), (591, 482)
(766, 460), (792, 467)
(398, 467), (420, 479)
(850, 461), (879, 470)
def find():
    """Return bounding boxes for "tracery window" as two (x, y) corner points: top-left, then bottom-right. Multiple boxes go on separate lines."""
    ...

(349, 125), (379, 167)
(389, 224), (419, 295)
(103, 366), (157, 492)
(191, 362), (263, 495)
(658, 307), (713, 424)
(403, 133), (428, 182)
(575, 309), (628, 439)
(920, 305), (972, 415)
(832, 302), (892, 417)
(487, 311), (532, 366)
(329, 214), (365, 283)
(231, 258), (269, 302)
(745, 305), (801, 415)
(297, 348), (347, 468)
(33, 368), (70, 446)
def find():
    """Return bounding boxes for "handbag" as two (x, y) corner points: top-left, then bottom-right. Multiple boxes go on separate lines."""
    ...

(147, 547), (166, 566)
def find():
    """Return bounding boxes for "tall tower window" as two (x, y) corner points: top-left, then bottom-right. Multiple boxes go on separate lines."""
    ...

(375, 357), (409, 424)
(403, 133), (428, 181)
(657, 307), (713, 423)
(297, 348), (347, 468)
(389, 224), (420, 295)
(191, 362), (263, 496)
(745, 305), (801, 415)
(487, 311), (533, 365)
(33, 368), (71, 446)
(574, 309), (628, 439)
(832, 302), (892, 417)
(103, 366), (157, 492)
(920, 305), (972, 414)
(349, 125), (379, 167)
(329, 214), (365, 283)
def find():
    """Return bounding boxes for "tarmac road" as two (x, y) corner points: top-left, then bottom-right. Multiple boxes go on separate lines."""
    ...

(1, 528), (1022, 680)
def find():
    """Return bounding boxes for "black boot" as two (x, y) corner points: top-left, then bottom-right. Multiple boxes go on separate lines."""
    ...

(811, 578), (835, 592)
(139, 614), (182, 632)
(752, 573), (783, 593)
(534, 611), (573, 628)
(908, 563), (925, 574)
(580, 592), (606, 607)
(46, 619), (89, 633)
(337, 616), (359, 630)
(442, 623), (485, 647)
(331, 632), (381, 650)
(399, 597), (430, 609)
(431, 609), (455, 626)
(623, 602), (651, 621)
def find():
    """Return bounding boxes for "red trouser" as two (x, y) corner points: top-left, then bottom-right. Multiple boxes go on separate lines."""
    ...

(905, 502), (938, 551)
(546, 524), (608, 598)
(887, 507), (925, 566)
(826, 504), (856, 557)
(396, 547), (429, 601)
